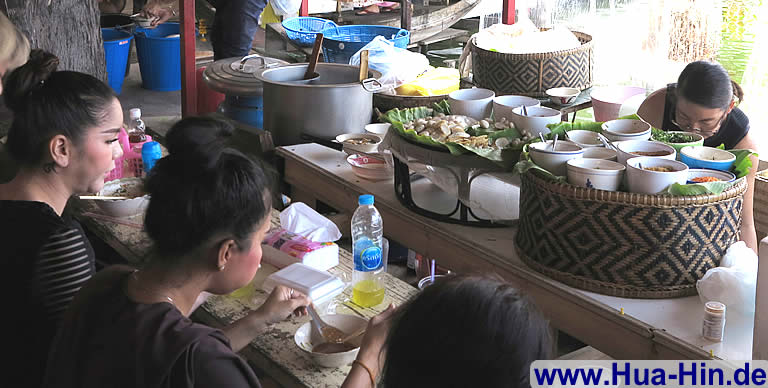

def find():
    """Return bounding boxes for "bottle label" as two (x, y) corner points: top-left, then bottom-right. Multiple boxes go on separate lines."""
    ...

(355, 244), (382, 272)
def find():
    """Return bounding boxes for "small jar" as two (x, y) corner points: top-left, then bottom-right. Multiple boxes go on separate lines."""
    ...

(702, 301), (726, 342)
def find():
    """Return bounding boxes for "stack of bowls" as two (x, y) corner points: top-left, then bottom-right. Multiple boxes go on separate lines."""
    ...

(529, 140), (584, 176)
(601, 119), (651, 142)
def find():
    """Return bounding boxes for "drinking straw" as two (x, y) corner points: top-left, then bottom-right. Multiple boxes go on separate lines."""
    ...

(430, 259), (435, 283)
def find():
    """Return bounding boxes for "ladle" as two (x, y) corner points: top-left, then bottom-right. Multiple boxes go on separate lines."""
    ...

(303, 33), (323, 80)
(307, 304), (347, 344)
(359, 50), (369, 82)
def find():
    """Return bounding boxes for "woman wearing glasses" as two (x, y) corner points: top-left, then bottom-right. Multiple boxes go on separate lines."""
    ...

(638, 60), (759, 252)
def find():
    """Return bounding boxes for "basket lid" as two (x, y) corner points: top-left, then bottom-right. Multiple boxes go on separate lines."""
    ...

(203, 54), (289, 95)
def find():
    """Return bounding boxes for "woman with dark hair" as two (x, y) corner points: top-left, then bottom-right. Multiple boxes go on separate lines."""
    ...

(44, 117), (310, 388)
(0, 50), (124, 386)
(638, 61), (759, 252)
(342, 275), (551, 388)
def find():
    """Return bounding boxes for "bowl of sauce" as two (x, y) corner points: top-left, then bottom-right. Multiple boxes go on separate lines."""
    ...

(294, 314), (368, 368)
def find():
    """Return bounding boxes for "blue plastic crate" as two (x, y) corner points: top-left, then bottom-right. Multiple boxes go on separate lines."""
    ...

(320, 25), (410, 64)
(282, 17), (337, 47)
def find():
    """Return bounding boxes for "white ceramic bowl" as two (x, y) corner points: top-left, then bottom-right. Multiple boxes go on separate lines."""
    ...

(565, 130), (602, 148)
(546, 87), (580, 105)
(294, 314), (368, 368)
(687, 168), (737, 184)
(601, 119), (651, 142)
(510, 106), (562, 138)
(95, 177), (149, 218)
(626, 157), (689, 194)
(529, 140), (584, 176)
(679, 146), (736, 171)
(448, 88), (495, 120)
(364, 123), (391, 136)
(492, 95), (541, 121)
(346, 154), (391, 181)
(336, 133), (382, 154)
(582, 147), (617, 161)
(615, 140), (676, 166)
(567, 158), (625, 191)
(132, 16), (157, 28)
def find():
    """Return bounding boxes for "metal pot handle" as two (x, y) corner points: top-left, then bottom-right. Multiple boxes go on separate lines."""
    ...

(361, 78), (383, 93)
(238, 54), (265, 71)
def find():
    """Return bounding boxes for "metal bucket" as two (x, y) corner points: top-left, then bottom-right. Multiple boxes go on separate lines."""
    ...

(255, 63), (381, 146)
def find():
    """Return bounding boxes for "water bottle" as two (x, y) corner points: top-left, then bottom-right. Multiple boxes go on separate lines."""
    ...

(141, 141), (162, 174)
(351, 194), (386, 307)
(127, 108), (146, 148)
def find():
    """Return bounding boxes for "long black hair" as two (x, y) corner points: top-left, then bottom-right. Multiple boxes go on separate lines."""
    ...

(381, 275), (552, 388)
(3, 50), (116, 167)
(677, 61), (743, 110)
(144, 117), (272, 257)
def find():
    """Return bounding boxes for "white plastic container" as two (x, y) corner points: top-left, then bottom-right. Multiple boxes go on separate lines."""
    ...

(262, 263), (346, 307)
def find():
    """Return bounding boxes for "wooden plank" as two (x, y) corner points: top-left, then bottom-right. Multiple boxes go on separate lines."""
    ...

(181, 0), (197, 117)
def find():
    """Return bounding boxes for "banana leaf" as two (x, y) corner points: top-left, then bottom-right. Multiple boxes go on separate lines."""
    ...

(667, 181), (734, 196)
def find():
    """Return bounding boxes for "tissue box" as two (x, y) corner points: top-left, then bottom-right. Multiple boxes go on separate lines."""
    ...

(262, 228), (339, 271)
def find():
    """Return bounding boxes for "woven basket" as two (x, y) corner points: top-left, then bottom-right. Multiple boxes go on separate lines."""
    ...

(373, 93), (448, 113)
(470, 31), (594, 97)
(515, 170), (746, 298)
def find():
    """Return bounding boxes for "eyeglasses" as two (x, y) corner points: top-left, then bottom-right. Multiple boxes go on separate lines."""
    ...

(671, 109), (727, 135)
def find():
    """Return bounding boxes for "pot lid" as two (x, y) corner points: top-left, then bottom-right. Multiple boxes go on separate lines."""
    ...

(203, 54), (288, 96)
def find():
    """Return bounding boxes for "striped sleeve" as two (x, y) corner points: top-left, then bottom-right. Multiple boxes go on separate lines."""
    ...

(35, 226), (96, 323)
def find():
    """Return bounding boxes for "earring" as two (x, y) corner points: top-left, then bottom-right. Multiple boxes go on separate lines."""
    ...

(219, 264), (226, 271)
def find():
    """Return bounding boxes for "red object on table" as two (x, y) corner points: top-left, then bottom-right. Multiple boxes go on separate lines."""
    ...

(502, 0), (515, 24)
(195, 67), (225, 114)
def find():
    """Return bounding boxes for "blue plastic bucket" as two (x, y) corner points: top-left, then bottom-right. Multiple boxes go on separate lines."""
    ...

(218, 95), (264, 129)
(102, 28), (133, 94)
(134, 23), (181, 91)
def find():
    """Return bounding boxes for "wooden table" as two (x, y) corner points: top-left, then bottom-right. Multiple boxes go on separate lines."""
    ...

(73, 202), (418, 388)
(277, 142), (756, 360)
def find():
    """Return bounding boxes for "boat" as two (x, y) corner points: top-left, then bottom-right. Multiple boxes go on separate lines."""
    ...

(313, 0), (481, 43)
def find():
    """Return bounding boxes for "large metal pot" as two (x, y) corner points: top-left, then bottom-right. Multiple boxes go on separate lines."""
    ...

(255, 63), (381, 146)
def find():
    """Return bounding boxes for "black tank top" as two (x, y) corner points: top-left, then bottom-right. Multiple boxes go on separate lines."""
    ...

(661, 83), (749, 149)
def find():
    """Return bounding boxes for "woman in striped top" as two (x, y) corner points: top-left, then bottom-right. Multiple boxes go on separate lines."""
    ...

(0, 50), (125, 386)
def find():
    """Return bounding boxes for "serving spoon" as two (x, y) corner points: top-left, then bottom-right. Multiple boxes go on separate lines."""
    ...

(307, 304), (348, 344)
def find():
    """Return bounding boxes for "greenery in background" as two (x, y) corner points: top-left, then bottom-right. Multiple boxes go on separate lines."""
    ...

(719, 0), (760, 84)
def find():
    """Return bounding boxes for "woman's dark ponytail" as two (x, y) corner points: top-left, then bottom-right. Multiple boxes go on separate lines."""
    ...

(677, 61), (740, 110)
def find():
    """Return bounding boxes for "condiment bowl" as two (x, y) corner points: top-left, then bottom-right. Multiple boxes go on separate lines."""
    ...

(650, 131), (704, 159)
(510, 106), (562, 138)
(565, 130), (602, 148)
(545, 87), (580, 105)
(95, 177), (149, 218)
(687, 168), (736, 184)
(679, 146), (736, 171)
(582, 147), (617, 161)
(447, 88), (495, 120)
(294, 314), (368, 368)
(492, 95), (540, 121)
(335, 133), (382, 154)
(626, 157), (689, 194)
(615, 140), (676, 166)
(346, 154), (391, 181)
(601, 119), (651, 142)
(567, 158), (625, 191)
(529, 140), (584, 176)
(364, 123), (391, 136)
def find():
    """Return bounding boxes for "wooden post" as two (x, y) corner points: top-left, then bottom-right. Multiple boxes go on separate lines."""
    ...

(300, 0), (309, 16)
(502, 0), (515, 25)
(401, 0), (413, 31)
(753, 237), (768, 358)
(1, 0), (106, 81)
(180, 0), (197, 117)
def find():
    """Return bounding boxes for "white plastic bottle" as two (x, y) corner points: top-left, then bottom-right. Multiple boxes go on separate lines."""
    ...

(351, 194), (386, 307)
(127, 108), (146, 152)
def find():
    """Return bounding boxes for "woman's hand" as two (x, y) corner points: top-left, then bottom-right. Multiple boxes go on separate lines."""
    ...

(256, 285), (311, 325)
(142, 0), (177, 26)
(356, 303), (397, 369)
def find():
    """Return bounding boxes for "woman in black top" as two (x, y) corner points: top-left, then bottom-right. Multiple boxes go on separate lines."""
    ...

(638, 61), (759, 252)
(0, 50), (125, 386)
(45, 117), (312, 388)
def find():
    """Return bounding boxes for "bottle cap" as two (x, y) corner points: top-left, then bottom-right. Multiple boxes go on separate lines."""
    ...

(129, 108), (142, 119)
(141, 141), (161, 155)
(358, 194), (374, 205)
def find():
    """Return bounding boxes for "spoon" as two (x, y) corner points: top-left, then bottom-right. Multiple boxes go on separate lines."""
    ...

(597, 133), (618, 151)
(521, 104), (528, 117)
(306, 304), (347, 344)
(538, 132), (547, 144)
(552, 133), (559, 151)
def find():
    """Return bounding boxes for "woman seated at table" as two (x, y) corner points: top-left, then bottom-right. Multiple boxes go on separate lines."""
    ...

(0, 11), (30, 95)
(637, 60), (759, 252)
(343, 275), (551, 388)
(0, 50), (124, 386)
(44, 117), (311, 387)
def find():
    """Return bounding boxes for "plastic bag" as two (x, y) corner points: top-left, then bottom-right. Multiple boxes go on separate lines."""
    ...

(696, 241), (757, 313)
(269, 0), (301, 17)
(349, 36), (431, 92)
(279, 202), (342, 242)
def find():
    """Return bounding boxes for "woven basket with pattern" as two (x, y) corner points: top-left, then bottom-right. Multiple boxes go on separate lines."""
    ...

(515, 170), (746, 298)
(470, 31), (594, 97)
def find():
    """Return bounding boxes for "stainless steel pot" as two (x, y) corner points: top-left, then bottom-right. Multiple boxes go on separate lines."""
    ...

(255, 63), (382, 146)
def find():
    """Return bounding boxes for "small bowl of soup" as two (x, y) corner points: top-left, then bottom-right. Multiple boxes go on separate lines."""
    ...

(615, 140), (676, 165)
(601, 119), (651, 142)
(680, 146), (736, 171)
(294, 314), (368, 368)
(687, 169), (736, 184)
(336, 133), (382, 154)
(626, 157), (689, 194)
(94, 177), (149, 218)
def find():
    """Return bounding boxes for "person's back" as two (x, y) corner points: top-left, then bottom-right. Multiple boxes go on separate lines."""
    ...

(381, 275), (551, 388)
